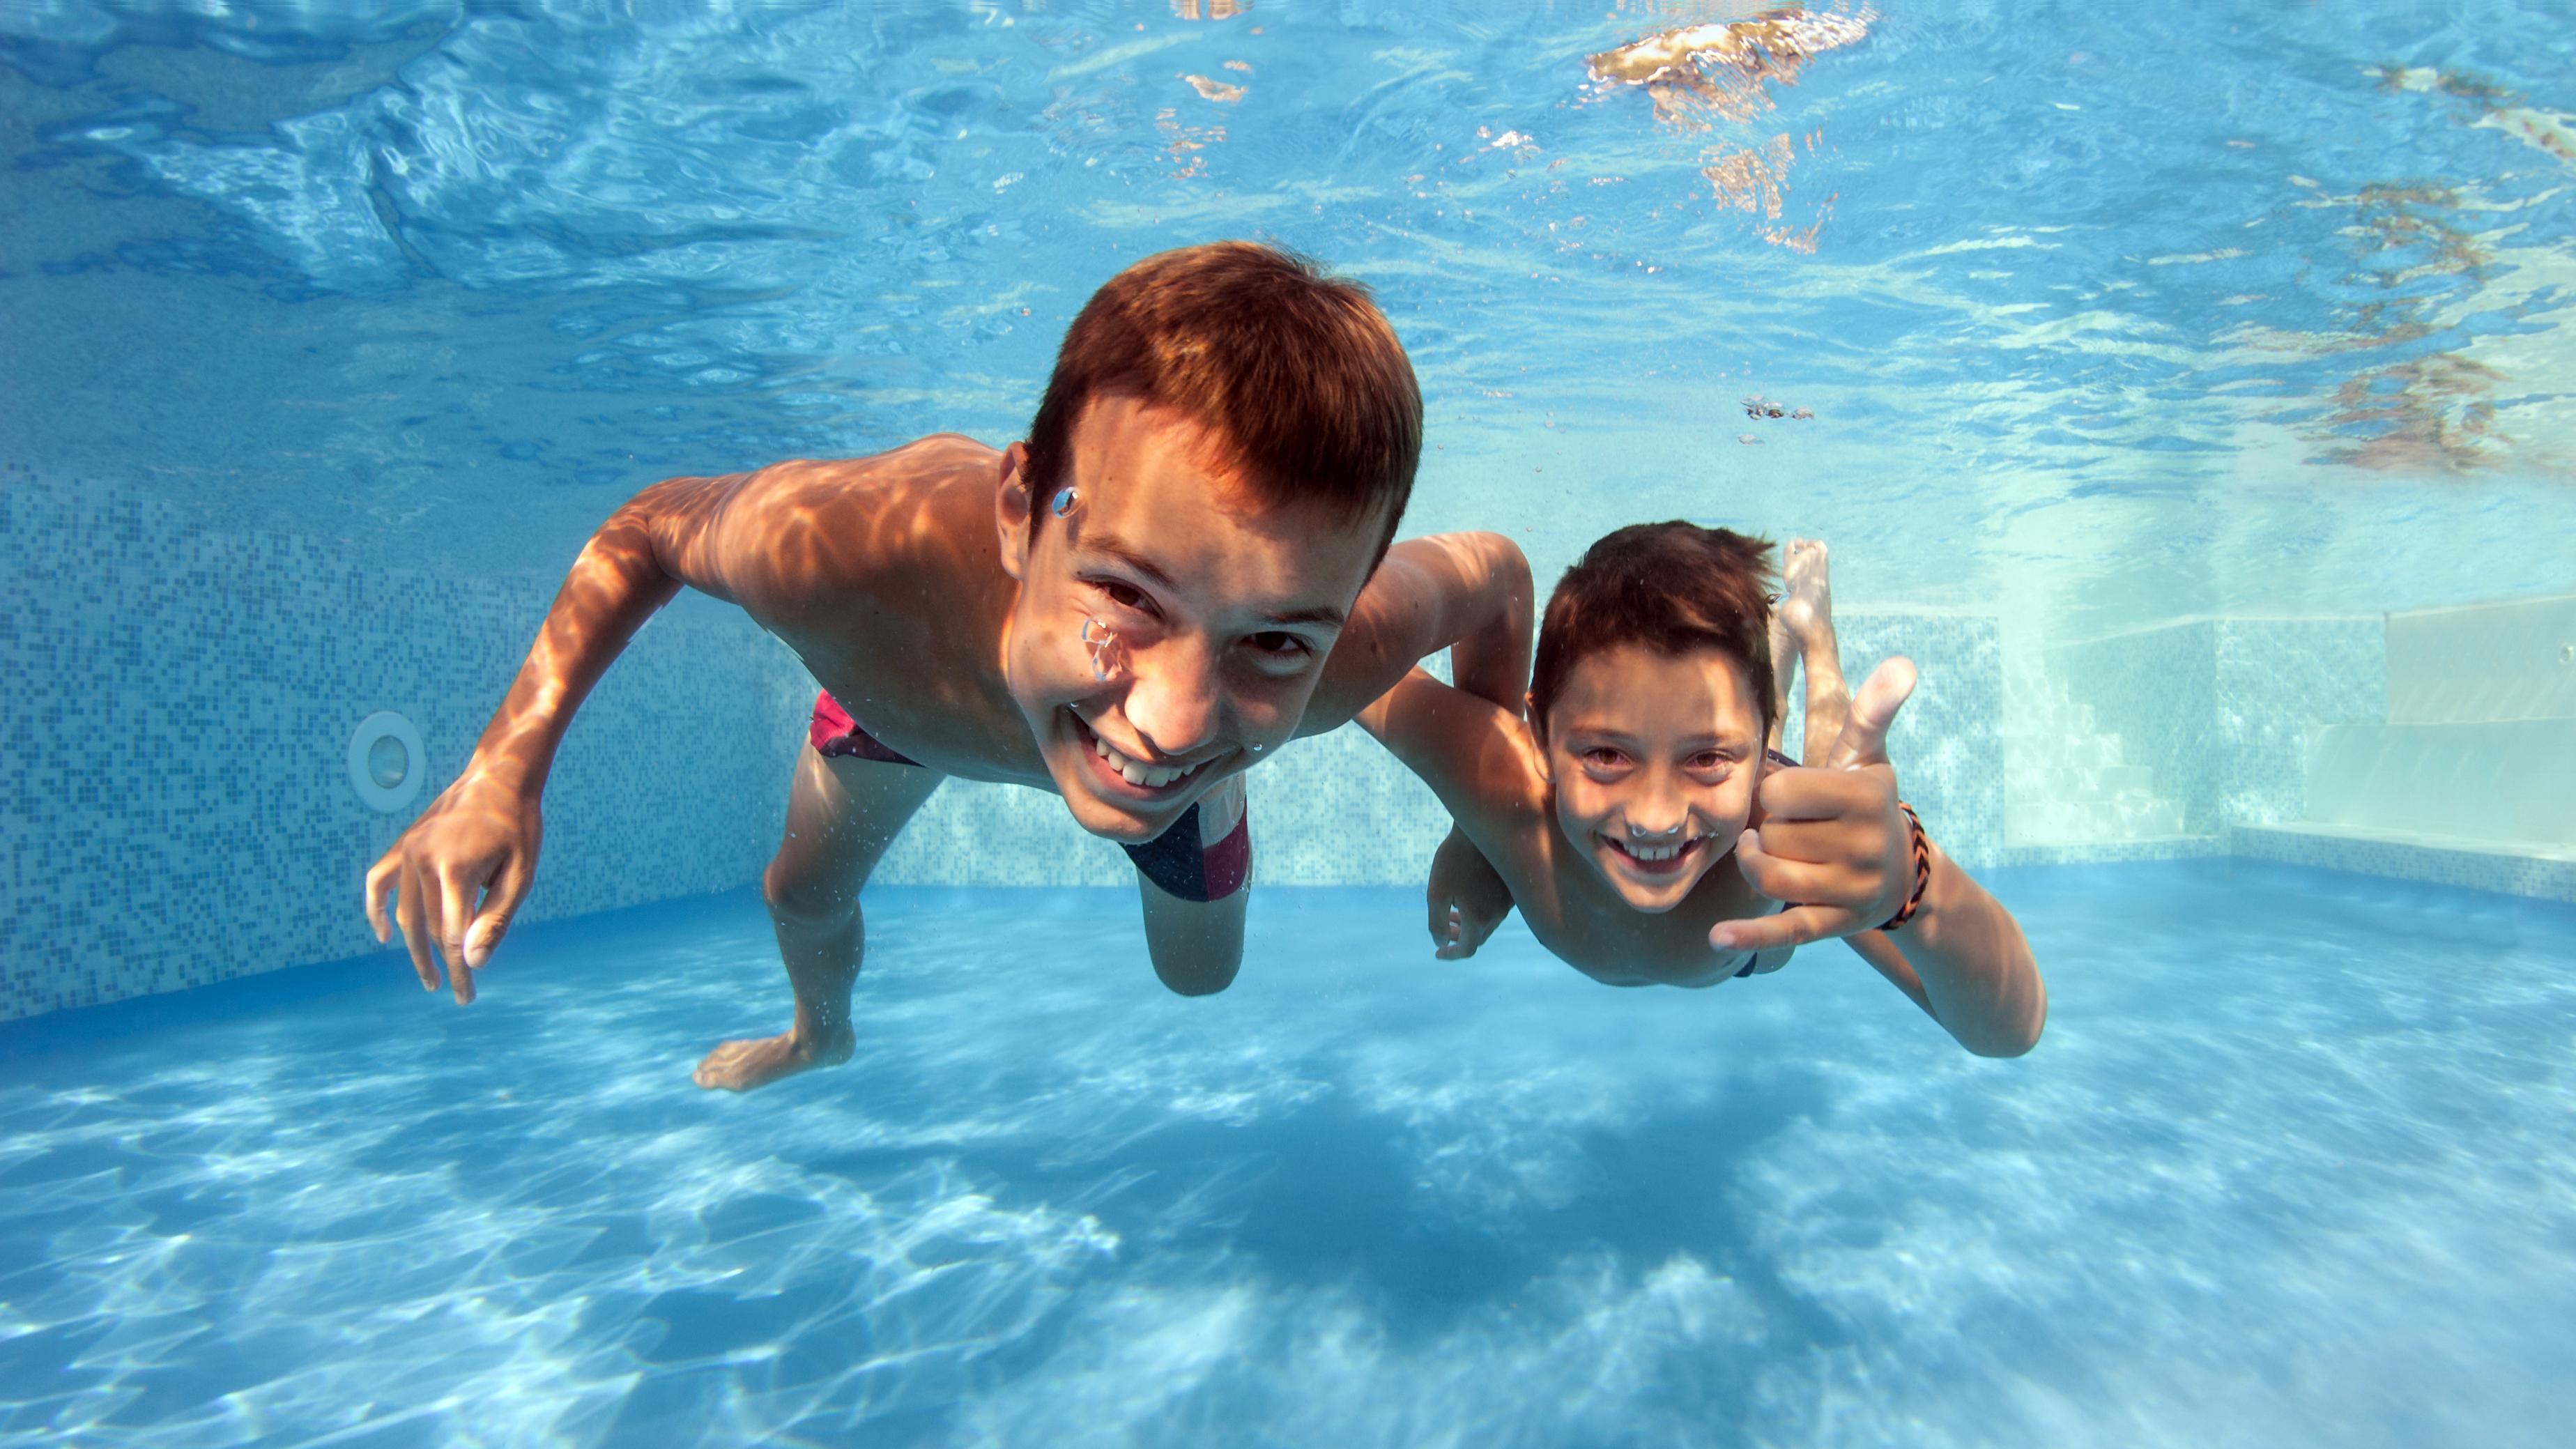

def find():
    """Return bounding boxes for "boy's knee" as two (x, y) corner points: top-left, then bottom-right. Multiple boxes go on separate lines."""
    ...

(1153, 957), (1240, 997)
(762, 857), (857, 929)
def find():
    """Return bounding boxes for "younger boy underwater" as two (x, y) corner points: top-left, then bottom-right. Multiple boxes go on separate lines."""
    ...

(1360, 525), (2046, 1057)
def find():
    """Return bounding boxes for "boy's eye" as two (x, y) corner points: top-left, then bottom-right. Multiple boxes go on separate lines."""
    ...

(1246, 631), (1312, 659)
(1091, 578), (1155, 615)
(1688, 752), (1729, 771)
(1582, 747), (1628, 768)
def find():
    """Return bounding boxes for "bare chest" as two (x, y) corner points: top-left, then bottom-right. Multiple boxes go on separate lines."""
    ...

(1518, 849), (1776, 988)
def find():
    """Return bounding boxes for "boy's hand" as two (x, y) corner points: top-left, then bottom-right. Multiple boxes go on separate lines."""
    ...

(363, 769), (543, 1004)
(1426, 825), (1514, 960)
(1708, 657), (1917, 955)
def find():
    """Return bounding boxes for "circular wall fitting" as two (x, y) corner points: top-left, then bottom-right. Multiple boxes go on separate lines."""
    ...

(348, 711), (427, 814)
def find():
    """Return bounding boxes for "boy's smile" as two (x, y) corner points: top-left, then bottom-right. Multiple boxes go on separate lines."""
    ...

(1539, 642), (1768, 913)
(999, 395), (1388, 843)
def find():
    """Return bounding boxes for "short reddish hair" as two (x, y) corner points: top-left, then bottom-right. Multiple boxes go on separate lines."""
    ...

(1528, 523), (1778, 736)
(1023, 242), (1421, 551)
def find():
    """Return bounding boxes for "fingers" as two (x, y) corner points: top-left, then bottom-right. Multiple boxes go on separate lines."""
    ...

(1823, 656), (1918, 772)
(435, 864), (490, 1002)
(1755, 760), (1894, 824)
(1735, 815), (1903, 929)
(1731, 825), (1832, 907)
(465, 855), (530, 969)
(394, 864), (443, 995)
(365, 851), (399, 945)
(1708, 903), (1855, 955)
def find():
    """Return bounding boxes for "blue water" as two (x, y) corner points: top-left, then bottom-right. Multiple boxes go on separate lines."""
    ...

(8, 2), (2576, 1443)
(4, 864), (2573, 1446)
(5, 0), (2574, 627)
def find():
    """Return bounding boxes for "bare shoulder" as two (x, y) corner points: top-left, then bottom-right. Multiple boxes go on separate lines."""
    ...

(689, 435), (1003, 611)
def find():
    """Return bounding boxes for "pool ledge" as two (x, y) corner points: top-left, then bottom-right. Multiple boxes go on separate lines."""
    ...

(2230, 822), (2576, 903)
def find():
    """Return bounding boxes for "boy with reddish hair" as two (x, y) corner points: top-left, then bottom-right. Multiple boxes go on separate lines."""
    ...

(1362, 524), (2046, 1057)
(365, 241), (1539, 1089)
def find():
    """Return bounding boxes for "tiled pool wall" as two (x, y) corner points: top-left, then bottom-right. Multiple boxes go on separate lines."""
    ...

(1, 473), (811, 1021)
(2050, 616), (2388, 837)
(5, 475), (2560, 1022)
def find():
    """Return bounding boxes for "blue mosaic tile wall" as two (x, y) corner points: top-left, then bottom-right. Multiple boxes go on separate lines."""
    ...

(2212, 619), (2386, 826)
(1, 475), (810, 1022)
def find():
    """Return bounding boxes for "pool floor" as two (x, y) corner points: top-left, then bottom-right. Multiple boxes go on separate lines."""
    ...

(3, 861), (2572, 1447)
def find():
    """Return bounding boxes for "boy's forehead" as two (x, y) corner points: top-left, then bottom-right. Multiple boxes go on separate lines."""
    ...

(1065, 399), (1386, 606)
(1557, 643), (1758, 723)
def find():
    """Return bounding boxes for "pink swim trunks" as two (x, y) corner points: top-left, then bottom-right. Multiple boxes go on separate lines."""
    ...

(806, 690), (1250, 903)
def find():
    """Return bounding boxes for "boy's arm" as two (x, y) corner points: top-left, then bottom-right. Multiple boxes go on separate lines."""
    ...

(1715, 659), (2046, 1057)
(1303, 532), (1534, 730)
(362, 465), (856, 1003)
(1358, 666), (1549, 960)
(1840, 851), (2047, 1058)
(1354, 666), (1542, 835)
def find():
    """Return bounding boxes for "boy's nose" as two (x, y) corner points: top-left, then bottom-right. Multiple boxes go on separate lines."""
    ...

(1120, 639), (1222, 760)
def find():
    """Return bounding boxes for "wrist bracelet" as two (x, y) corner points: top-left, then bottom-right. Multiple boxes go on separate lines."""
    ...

(1878, 802), (1931, 933)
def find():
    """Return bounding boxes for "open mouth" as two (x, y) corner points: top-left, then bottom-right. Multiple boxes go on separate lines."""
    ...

(1069, 711), (1215, 797)
(1600, 833), (1710, 877)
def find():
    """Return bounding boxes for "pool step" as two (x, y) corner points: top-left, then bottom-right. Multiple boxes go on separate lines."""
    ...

(2003, 658), (2186, 847)
(2304, 719), (2576, 847)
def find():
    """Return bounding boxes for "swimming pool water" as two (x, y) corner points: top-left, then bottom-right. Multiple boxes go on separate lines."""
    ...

(5, 863), (2570, 1447)
(7, 1), (2576, 1442)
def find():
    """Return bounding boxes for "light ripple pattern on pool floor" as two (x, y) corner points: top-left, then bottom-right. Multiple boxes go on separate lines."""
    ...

(1, 864), (2572, 1446)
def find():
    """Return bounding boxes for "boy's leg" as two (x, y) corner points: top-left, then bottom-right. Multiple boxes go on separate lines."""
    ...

(693, 747), (943, 1091)
(1778, 538), (1850, 766)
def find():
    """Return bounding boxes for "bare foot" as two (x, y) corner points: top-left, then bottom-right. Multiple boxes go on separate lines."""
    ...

(691, 1025), (854, 1092)
(1777, 537), (1834, 647)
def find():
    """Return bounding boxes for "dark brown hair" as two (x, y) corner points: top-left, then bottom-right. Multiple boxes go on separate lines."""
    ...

(1528, 522), (1778, 736)
(1022, 242), (1421, 551)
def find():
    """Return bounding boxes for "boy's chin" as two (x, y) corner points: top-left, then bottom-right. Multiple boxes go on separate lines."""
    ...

(1048, 743), (1202, 844)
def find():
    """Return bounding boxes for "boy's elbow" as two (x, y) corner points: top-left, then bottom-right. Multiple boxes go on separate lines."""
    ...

(1961, 994), (2046, 1059)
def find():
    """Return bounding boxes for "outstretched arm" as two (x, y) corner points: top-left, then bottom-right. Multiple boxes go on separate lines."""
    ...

(1841, 848), (2046, 1059)
(1303, 532), (1534, 730)
(362, 463), (862, 1002)
(1716, 659), (2048, 1057)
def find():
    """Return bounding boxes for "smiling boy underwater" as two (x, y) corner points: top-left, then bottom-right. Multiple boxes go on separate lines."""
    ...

(1360, 524), (2046, 1057)
(363, 241), (1543, 1089)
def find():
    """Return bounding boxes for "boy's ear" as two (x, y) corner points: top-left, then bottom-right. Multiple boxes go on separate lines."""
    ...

(996, 442), (1034, 581)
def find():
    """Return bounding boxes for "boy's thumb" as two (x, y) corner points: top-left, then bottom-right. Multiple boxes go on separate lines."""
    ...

(1825, 657), (1917, 771)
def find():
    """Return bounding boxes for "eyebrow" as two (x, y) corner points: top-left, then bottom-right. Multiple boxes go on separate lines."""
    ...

(1083, 534), (1350, 629)
(1563, 723), (1745, 751)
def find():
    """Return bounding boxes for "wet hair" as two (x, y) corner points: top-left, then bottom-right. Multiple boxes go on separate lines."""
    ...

(1022, 241), (1422, 554)
(1528, 522), (1779, 737)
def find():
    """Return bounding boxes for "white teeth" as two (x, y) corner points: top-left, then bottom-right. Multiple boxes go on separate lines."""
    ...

(1618, 836), (1701, 864)
(1087, 726), (1199, 791)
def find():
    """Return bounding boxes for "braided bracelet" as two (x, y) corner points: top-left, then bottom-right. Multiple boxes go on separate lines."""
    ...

(1878, 802), (1931, 933)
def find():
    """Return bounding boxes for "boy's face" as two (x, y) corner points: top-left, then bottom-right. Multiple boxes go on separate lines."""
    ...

(1540, 642), (1768, 914)
(998, 394), (1387, 843)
